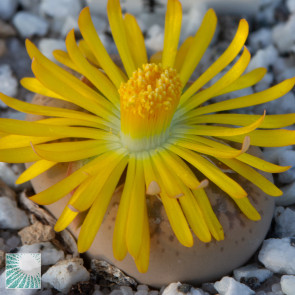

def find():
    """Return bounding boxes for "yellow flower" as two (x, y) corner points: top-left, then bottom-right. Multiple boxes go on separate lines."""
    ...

(0, 0), (295, 272)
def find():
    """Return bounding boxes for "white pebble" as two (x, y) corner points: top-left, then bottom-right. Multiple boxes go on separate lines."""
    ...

(263, 146), (292, 165)
(6, 235), (21, 249)
(0, 0), (18, 21)
(275, 207), (295, 238)
(42, 258), (90, 293)
(61, 16), (80, 37)
(38, 38), (66, 62)
(180, 2), (207, 42)
(120, 286), (134, 295)
(277, 181), (295, 206)
(12, 12), (49, 38)
(0, 197), (29, 230)
(247, 45), (278, 73)
(233, 264), (273, 284)
(135, 290), (148, 295)
(281, 275), (295, 295)
(86, 0), (108, 16)
(40, 0), (82, 18)
(272, 14), (295, 53)
(145, 24), (164, 52)
(254, 72), (273, 92)
(0, 64), (18, 101)
(137, 285), (149, 291)
(249, 28), (272, 52)
(18, 242), (64, 265)
(287, 0), (295, 12)
(214, 277), (255, 295)
(259, 238), (295, 274)
(162, 282), (181, 295)
(278, 150), (295, 183)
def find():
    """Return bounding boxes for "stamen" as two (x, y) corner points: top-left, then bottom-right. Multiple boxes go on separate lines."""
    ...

(119, 63), (182, 151)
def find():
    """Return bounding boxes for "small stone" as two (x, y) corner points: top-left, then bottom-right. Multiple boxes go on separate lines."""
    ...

(0, 40), (6, 57)
(0, 64), (18, 98)
(233, 264), (273, 287)
(91, 259), (137, 287)
(0, 20), (16, 37)
(42, 258), (90, 293)
(18, 220), (55, 245)
(61, 16), (80, 37)
(274, 207), (295, 238)
(0, 250), (5, 268)
(137, 285), (149, 291)
(281, 275), (295, 295)
(40, 0), (82, 18)
(272, 14), (295, 53)
(6, 235), (21, 249)
(17, 242), (64, 265)
(38, 38), (66, 62)
(287, 0), (295, 12)
(278, 150), (295, 183)
(0, 179), (16, 201)
(0, 0), (18, 21)
(0, 197), (29, 230)
(145, 24), (164, 52)
(277, 181), (295, 206)
(135, 290), (148, 295)
(85, 0), (107, 16)
(120, 286), (134, 295)
(214, 277), (255, 295)
(12, 12), (49, 38)
(259, 238), (295, 274)
(247, 45), (278, 73)
(249, 28), (272, 52)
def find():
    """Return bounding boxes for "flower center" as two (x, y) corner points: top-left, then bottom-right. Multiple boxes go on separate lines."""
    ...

(119, 63), (182, 152)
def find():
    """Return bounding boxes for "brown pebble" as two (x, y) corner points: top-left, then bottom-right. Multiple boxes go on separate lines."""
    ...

(0, 20), (17, 38)
(0, 250), (5, 268)
(18, 220), (55, 245)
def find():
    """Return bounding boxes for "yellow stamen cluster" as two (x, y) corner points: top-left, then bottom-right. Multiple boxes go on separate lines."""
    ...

(119, 63), (182, 117)
(119, 63), (182, 151)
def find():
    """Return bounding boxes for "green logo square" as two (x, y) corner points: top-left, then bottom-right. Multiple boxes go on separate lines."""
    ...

(5, 253), (41, 289)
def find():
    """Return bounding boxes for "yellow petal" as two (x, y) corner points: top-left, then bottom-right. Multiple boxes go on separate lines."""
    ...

(134, 204), (150, 273)
(179, 9), (217, 86)
(126, 157), (146, 259)
(190, 78), (295, 117)
(80, 7), (126, 87)
(31, 57), (118, 124)
(174, 36), (193, 72)
(77, 156), (128, 252)
(187, 113), (295, 129)
(182, 46), (251, 112)
(218, 129), (295, 147)
(124, 13), (148, 69)
(233, 197), (261, 221)
(65, 29), (120, 109)
(192, 188), (224, 241)
(78, 39), (100, 67)
(218, 157), (283, 196)
(174, 135), (250, 159)
(52, 49), (80, 72)
(0, 146), (40, 163)
(143, 153), (193, 247)
(216, 67), (267, 96)
(149, 51), (162, 64)
(162, 0), (182, 68)
(21, 77), (63, 100)
(69, 153), (127, 212)
(178, 186), (211, 243)
(0, 92), (108, 128)
(54, 206), (78, 232)
(169, 145), (247, 199)
(34, 140), (120, 162)
(16, 159), (57, 184)
(159, 148), (200, 189)
(181, 18), (249, 105)
(0, 118), (114, 140)
(107, 0), (136, 77)
(113, 155), (136, 260)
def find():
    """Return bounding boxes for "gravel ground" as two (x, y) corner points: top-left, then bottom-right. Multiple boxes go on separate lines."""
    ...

(1, 0), (295, 294)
